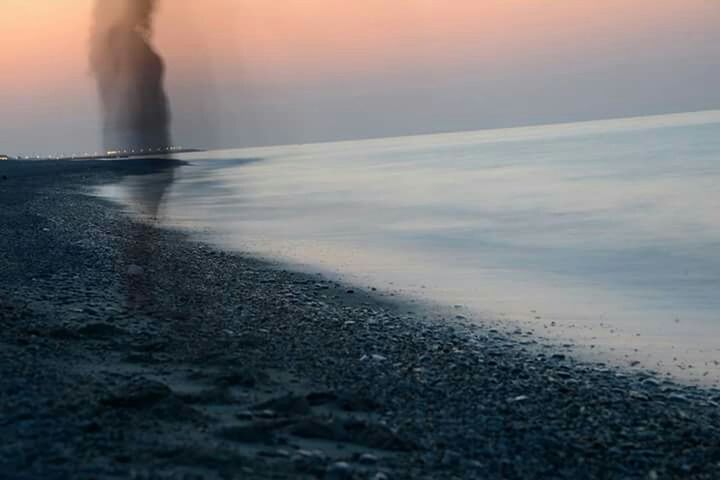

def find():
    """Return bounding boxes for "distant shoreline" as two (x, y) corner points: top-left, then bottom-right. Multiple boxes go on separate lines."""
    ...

(9, 148), (204, 162)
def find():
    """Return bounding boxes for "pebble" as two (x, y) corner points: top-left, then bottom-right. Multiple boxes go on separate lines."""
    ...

(358, 453), (378, 465)
(629, 391), (650, 401)
(126, 264), (144, 276)
(642, 378), (661, 387)
(441, 450), (462, 466)
(235, 411), (253, 421)
(325, 461), (353, 479)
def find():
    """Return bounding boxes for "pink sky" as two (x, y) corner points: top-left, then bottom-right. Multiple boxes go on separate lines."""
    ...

(1, 0), (719, 154)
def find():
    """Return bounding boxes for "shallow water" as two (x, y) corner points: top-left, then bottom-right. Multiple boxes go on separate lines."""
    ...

(101, 110), (720, 384)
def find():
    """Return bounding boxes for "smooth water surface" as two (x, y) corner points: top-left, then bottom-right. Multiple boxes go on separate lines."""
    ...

(102, 111), (720, 383)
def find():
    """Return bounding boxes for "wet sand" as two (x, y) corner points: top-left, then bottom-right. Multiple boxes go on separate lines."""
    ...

(1, 159), (720, 479)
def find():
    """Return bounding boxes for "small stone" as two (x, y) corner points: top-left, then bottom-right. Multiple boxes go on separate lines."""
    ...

(296, 449), (315, 458)
(252, 394), (311, 416)
(641, 378), (661, 387)
(509, 395), (529, 403)
(235, 411), (254, 421)
(629, 391), (650, 401)
(126, 264), (144, 276)
(358, 453), (379, 465)
(258, 449), (290, 459)
(442, 450), (462, 466)
(254, 409), (277, 419)
(325, 461), (353, 480)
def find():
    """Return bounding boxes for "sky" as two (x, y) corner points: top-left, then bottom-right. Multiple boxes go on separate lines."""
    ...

(1, 0), (719, 156)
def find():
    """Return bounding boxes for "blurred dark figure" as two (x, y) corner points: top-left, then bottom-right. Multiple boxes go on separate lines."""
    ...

(90, 0), (171, 152)
(90, 0), (177, 307)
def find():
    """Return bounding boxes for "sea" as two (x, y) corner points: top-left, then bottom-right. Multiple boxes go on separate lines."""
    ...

(100, 110), (720, 385)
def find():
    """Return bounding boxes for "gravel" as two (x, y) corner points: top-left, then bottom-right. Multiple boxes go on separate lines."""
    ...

(1, 159), (720, 479)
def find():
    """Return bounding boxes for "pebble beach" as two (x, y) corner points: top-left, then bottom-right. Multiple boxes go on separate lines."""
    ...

(2, 159), (720, 479)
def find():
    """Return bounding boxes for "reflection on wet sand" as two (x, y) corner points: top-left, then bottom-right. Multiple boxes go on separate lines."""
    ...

(122, 161), (177, 220)
(117, 159), (178, 307)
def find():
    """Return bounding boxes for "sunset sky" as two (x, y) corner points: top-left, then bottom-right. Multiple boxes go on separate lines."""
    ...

(1, 0), (719, 155)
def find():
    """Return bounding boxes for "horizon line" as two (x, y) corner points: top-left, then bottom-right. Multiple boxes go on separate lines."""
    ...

(206, 108), (720, 154)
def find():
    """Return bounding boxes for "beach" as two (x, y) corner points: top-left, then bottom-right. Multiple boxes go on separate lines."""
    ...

(126, 113), (720, 385)
(2, 159), (720, 479)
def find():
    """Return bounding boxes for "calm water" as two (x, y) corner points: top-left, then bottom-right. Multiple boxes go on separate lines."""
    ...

(102, 111), (720, 383)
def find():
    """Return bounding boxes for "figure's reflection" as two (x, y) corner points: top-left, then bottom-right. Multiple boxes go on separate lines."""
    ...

(123, 162), (177, 220)
(119, 160), (178, 307)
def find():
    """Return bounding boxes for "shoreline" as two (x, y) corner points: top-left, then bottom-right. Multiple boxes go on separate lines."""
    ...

(2, 159), (720, 479)
(131, 142), (720, 388)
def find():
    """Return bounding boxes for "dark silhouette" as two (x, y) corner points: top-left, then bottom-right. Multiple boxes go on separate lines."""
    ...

(90, 0), (171, 152)
(89, 1), (176, 308)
